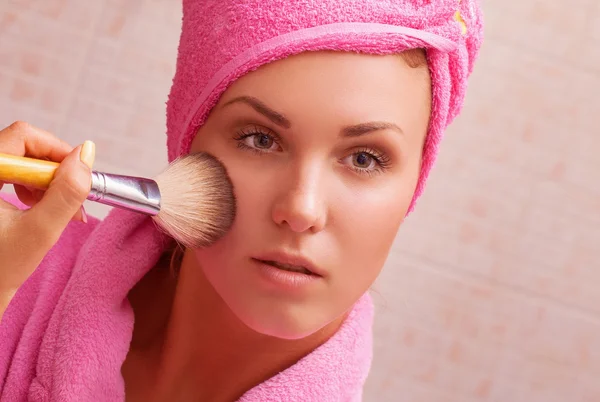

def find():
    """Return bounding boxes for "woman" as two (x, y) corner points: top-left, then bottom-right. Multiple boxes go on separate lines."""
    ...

(0, 0), (483, 400)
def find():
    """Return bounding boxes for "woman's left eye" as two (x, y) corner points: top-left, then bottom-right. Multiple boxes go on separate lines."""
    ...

(351, 152), (376, 170)
(341, 148), (390, 175)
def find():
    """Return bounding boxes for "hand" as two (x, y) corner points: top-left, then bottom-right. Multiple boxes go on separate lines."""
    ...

(0, 121), (95, 317)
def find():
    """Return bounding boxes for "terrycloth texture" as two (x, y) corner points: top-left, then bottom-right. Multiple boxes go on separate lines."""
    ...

(166, 0), (484, 212)
(0, 191), (375, 401)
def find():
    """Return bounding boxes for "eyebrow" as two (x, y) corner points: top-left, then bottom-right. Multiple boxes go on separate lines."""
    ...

(222, 96), (292, 128)
(222, 95), (403, 137)
(342, 121), (404, 137)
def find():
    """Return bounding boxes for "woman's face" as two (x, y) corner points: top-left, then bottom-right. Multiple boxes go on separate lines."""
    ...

(190, 51), (431, 339)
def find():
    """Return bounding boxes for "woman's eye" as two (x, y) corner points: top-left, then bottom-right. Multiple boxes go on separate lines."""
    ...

(251, 133), (275, 149)
(341, 148), (391, 176)
(352, 152), (376, 170)
(237, 132), (279, 152)
(343, 152), (377, 171)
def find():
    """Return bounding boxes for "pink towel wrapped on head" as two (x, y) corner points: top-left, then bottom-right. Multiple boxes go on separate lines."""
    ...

(167, 0), (483, 211)
(0, 0), (483, 401)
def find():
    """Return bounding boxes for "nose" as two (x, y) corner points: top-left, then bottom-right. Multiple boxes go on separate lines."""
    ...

(271, 165), (327, 234)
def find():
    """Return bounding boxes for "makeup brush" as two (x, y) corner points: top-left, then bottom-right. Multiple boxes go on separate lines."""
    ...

(0, 152), (236, 248)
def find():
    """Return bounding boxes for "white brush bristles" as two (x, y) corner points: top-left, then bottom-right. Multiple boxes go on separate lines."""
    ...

(153, 153), (235, 249)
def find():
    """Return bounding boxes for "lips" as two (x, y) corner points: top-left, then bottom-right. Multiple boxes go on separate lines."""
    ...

(251, 252), (323, 277)
(258, 260), (314, 275)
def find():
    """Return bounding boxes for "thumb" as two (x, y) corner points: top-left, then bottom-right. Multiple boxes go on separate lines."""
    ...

(23, 141), (95, 245)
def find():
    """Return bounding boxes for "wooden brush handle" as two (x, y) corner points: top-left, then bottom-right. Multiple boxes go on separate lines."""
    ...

(0, 153), (60, 190)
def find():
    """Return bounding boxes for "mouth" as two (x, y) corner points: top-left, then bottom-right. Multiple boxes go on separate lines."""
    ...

(251, 252), (324, 290)
(251, 252), (324, 278)
(256, 259), (315, 275)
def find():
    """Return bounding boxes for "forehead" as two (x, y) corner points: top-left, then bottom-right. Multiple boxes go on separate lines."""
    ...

(217, 51), (432, 135)
(217, 52), (430, 127)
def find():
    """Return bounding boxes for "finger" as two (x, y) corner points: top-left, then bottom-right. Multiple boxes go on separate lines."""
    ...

(14, 184), (37, 207)
(20, 141), (95, 246)
(12, 186), (48, 209)
(20, 187), (84, 222)
(32, 189), (45, 203)
(71, 205), (86, 223)
(0, 121), (73, 162)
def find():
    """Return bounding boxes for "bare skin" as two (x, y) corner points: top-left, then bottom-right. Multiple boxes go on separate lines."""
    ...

(123, 252), (341, 402)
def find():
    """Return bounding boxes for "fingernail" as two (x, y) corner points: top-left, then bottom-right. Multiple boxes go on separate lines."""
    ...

(80, 140), (96, 169)
(80, 206), (88, 224)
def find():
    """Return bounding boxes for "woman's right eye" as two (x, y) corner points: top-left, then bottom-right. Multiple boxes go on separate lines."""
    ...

(234, 130), (281, 153)
(248, 133), (275, 149)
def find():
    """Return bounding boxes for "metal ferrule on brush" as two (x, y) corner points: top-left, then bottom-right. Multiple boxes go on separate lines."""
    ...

(87, 171), (161, 216)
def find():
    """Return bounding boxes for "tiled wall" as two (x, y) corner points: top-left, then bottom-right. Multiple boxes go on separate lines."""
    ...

(1, 1), (598, 401)
(0, 0), (179, 221)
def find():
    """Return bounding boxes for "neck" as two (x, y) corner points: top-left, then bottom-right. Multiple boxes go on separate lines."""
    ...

(130, 250), (341, 401)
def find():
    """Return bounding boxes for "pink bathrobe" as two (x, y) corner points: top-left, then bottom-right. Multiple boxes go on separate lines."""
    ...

(0, 194), (374, 401)
(0, 0), (483, 400)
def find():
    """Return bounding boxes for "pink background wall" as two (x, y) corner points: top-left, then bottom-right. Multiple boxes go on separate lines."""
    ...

(1, 1), (598, 400)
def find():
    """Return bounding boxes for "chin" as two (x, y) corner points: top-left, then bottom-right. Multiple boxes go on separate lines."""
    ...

(227, 297), (332, 340)
(193, 249), (347, 340)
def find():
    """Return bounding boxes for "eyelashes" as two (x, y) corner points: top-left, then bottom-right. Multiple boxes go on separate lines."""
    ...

(233, 126), (393, 176)
(233, 125), (281, 154)
(346, 147), (392, 176)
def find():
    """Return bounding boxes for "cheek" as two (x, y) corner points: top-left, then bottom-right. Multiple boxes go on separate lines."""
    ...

(227, 160), (275, 228)
(334, 179), (414, 284)
(193, 132), (276, 234)
(196, 161), (275, 258)
(346, 197), (404, 256)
